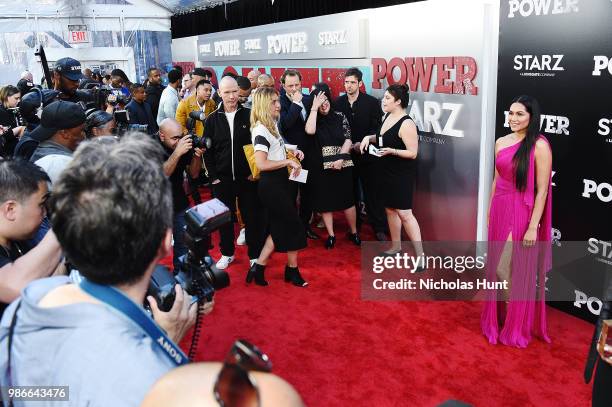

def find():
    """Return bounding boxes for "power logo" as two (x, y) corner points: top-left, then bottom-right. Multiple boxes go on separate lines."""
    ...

(574, 290), (602, 315)
(508, 0), (579, 18)
(582, 179), (612, 203)
(592, 56), (612, 76)
(503, 111), (570, 135)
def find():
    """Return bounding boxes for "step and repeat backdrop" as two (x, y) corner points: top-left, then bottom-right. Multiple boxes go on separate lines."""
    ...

(496, 0), (612, 321)
(178, 1), (500, 242)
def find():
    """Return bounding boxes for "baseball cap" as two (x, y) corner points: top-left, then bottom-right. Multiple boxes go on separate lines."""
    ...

(54, 57), (84, 81)
(30, 101), (86, 142)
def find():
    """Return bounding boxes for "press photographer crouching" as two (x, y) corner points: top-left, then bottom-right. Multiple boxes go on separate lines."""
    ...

(0, 159), (62, 317)
(158, 118), (204, 271)
(0, 134), (207, 407)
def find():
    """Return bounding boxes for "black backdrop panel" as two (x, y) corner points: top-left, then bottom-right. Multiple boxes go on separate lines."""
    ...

(497, 0), (612, 321)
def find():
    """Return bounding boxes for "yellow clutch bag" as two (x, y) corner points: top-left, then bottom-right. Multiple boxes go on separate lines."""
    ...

(243, 144), (260, 180)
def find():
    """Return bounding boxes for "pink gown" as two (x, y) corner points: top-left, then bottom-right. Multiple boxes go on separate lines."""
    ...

(481, 136), (552, 348)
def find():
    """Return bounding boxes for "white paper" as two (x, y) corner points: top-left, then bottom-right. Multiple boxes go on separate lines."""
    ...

(285, 143), (298, 152)
(289, 168), (308, 183)
(368, 144), (383, 157)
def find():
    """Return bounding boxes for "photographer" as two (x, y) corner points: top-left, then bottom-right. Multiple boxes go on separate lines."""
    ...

(0, 134), (204, 407)
(159, 118), (203, 271)
(29, 101), (86, 186)
(176, 79), (215, 137)
(51, 57), (85, 103)
(85, 110), (116, 139)
(0, 158), (62, 317)
(0, 86), (26, 157)
(126, 83), (158, 135)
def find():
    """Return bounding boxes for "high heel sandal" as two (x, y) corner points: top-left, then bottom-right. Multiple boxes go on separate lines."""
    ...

(246, 263), (268, 286)
(347, 232), (361, 246)
(325, 235), (336, 249)
(284, 265), (308, 287)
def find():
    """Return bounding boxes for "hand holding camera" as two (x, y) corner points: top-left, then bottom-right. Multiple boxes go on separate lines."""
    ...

(175, 134), (194, 156)
(147, 285), (199, 343)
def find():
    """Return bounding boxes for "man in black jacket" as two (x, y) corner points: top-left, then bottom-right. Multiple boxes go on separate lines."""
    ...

(279, 69), (318, 240)
(145, 67), (165, 118)
(203, 76), (264, 270)
(125, 83), (158, 135)
(335, 67), (388, 241)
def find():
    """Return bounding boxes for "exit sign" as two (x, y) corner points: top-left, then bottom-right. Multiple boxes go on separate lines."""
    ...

(67, 25), (89, 44)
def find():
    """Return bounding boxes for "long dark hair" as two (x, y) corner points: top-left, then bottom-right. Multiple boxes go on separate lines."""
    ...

(511, 95), (541, 191)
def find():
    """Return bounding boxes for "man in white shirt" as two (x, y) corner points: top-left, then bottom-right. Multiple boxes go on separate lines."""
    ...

(157, 69), (182, 125)
(202, 77), (265, 270)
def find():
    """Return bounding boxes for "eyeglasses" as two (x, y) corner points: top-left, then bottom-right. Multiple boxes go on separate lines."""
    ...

(214, 340), (273, 407)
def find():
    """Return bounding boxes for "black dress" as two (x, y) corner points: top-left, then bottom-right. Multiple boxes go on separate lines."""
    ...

(378, 115), (416, 210)
(311, 111), (354, 213)
(253, 123), (306, 253)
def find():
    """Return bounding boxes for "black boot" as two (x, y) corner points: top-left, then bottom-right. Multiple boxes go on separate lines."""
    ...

(284, 265), (308, 287)
(325, 235), (336, 249)
(246, 263), (268, 286)
(347, 232), (361, 246)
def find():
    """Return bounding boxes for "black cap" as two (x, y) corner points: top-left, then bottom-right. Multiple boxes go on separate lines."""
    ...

(16, 78), (35, 95)
(191, 68), (209, 77)
(30, 101), (86, 142)
(54, 57), (84, 81)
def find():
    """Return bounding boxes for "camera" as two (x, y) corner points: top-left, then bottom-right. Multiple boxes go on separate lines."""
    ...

(7, 107), (25, 127)
(107, 92), (129, 107)
(147, 199), (231, 311)
(113, 109), (148, 136)
(187, 110), (212, 150)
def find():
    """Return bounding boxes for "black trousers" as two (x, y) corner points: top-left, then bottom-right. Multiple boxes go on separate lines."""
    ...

(592, 358), (612, 407)
(356, 157), (388, 234)
(213, 177), (265, 259)
(289, 161), (315, 231)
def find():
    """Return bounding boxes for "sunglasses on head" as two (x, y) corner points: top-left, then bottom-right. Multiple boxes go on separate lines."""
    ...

(214, 340), (273, 407)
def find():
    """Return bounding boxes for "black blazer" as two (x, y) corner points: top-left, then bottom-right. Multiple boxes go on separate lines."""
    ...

(279, 89), (314, 160)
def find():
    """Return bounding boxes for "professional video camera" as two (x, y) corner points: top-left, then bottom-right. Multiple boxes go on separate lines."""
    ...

(112, 109), (148, 136)
(147, 198), (231, 312)
(106, 92), (129, 107)
(187, 110), (212, 150)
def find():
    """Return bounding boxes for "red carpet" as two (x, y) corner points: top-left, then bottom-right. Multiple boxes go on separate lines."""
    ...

(168, 192), (594, 406)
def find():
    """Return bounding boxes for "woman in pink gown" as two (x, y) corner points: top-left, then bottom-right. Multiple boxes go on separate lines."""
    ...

(481, 95), (553, 348)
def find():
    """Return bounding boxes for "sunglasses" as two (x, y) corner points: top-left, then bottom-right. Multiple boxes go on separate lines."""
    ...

(214, 340), (273, 407)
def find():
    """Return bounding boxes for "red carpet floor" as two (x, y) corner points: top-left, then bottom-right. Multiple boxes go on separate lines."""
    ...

(169, 194), (594, 406)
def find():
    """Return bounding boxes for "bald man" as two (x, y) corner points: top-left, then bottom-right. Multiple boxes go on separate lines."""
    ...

(141, 362), (305, 407)
(203, 77), (265, 271)
(159, 118), (203, 270)
(257, 73), (275, 89)
(247, 70), (261, 90)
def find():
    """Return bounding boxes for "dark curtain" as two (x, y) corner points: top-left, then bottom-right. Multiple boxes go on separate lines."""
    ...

(171, 0), (422, 39)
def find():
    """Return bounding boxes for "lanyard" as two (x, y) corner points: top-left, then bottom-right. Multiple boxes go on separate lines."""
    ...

(79, 279), (188, 366)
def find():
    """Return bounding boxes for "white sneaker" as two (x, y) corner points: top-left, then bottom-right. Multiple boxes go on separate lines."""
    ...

(236, 228), (246, 245)
(216, 255), (235, 270)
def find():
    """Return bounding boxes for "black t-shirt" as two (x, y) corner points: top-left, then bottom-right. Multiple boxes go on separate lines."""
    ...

(162, 144), (193, 214)
(0, 240), (32, 317)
